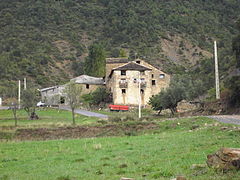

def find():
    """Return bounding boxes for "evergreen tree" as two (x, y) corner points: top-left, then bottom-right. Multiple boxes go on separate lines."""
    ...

(84, 43), (106, 77)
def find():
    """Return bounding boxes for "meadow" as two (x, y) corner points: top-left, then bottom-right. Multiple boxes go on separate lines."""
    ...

(0, 108), (99, 127)
(0, 109), (240, 180)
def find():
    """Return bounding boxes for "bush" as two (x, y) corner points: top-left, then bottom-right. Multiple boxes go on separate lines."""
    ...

(81, 93), (93, 108)
(225, 76), (240, 107)
(109, 116), (121, 123)
(81, 87), (112, 108)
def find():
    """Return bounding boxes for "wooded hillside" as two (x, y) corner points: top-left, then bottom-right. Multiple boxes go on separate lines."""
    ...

(0, 0), (240, 97)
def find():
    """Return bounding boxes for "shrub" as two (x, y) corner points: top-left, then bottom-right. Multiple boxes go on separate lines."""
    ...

(109, 116), (121, 123)
(81, 87), (112, 108)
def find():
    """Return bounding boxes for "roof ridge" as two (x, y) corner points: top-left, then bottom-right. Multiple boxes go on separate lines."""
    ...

(112, 61), (151, 70)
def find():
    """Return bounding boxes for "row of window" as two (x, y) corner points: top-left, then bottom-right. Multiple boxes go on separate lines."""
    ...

(120, 79), (156, 86)
(86, 79), (156, 90)
(120, 70), (165, 79)
(121, 89), (145, 94)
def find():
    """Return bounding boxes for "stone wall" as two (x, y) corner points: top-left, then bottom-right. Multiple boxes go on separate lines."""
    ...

(40, 86), (65, 105)
(138, 60), (170, 96)
(177, 100), (201, 112)
(41, 84), (104, 105)
(78, 84), (104, 95)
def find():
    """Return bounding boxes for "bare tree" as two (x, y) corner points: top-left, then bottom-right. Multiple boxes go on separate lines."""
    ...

(7, 98), (18, 126)
(64, 81), (82, 125)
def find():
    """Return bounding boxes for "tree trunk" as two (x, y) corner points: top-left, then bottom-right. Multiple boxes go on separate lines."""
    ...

(157, 108), (162, 115)
(170, 108), (175, 116)
(14, 115), (17, 126)
(25, 107), (30, 116)
(72, 108), (75, 125)
(12, 107), (17, 126)
(13, 109), (17, 127)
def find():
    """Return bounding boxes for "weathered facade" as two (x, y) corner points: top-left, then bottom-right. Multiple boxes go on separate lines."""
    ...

(40, 85), (65, 105)
(107, 59), (170, 106)
(72, 75), (105, 95)
(40, 75), (105, 105)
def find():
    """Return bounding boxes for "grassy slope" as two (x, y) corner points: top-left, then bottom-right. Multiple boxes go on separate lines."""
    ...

(0, 115), (240, 179)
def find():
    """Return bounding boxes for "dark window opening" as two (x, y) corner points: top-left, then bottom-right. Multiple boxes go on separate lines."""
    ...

(152, 80), (156, 85)
(122, 89), (126, 94)
(140, 71), (145, 75)
(86, 84), (90, 89)
(121, 70), (126, 75)
(152, 74), (154, 78)
(60, 97), (65, 104)
(136, 61), (140, 64)
(140, 89), (144, 94)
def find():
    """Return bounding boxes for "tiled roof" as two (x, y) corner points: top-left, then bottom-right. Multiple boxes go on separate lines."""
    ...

(113, 62), (152, 71)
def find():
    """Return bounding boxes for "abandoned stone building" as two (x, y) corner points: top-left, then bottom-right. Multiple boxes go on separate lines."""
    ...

(40, 58), (170, 106)
(106, 58), (170, 106)
(39, 85), (65, 105)
(71, 75), (105, 95)
(39, 75), (104, 105)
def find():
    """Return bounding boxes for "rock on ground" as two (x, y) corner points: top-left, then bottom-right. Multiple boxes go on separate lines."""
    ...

(207, 148), (240, 171)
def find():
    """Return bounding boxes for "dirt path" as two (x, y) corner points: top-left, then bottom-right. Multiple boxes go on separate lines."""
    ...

(207, 115), (240, 125)
(59, 105), (108, 119)
(11, 123), (158, 141)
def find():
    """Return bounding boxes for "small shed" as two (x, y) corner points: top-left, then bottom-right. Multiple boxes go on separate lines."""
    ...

(39, 85), (65, 105)
(71, 75), (105, 94)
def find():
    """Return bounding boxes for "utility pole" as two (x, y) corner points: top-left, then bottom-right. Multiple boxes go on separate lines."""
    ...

(24, 78), (27, 90)
(138, 71), (141, 119)
(214, 41), (220, 100)
(18, 80), (21, 109)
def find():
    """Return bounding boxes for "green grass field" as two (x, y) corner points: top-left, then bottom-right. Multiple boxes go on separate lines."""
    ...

(0, 109), (240, 179)
(0, 108), (98, 127)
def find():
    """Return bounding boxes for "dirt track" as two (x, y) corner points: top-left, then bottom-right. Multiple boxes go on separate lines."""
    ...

(13, 123), (158, 141)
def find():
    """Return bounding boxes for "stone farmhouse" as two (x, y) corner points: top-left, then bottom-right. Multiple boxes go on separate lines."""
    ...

(39, 58), (170, 106)
(106, 58), (170, 106)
